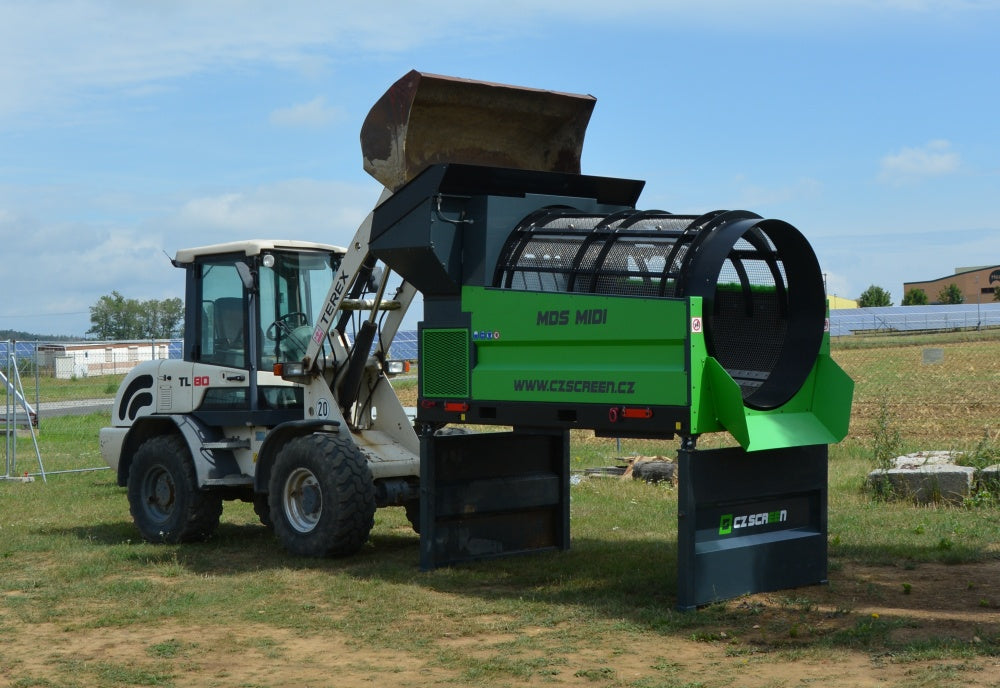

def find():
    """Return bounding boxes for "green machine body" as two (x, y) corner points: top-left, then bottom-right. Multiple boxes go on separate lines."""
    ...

(369, 163), (852, 452)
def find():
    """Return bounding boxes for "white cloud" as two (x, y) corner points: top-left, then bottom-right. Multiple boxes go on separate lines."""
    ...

(1, 1), (992, 125)
(0, 179), (383, 336)
(0, 209), (175, 336)
(878, 140), (961, 184)
(269, 97), (344, 129)
(170, 180), (379, 241)
(812, 226), (998, 305)
(822, 270), (853, 300)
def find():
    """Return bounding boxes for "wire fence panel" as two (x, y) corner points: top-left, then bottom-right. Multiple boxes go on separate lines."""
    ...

(830, 303), (1000, 337)
(4, 328), (999, 478)
(1, 341), (180, 478)
(831, 330), (1000, 446)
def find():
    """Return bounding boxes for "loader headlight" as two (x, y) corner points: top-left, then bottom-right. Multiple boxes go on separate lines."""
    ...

(385, 359), (411, 375)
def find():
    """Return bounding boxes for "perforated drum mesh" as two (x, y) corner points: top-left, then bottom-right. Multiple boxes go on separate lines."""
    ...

(494, 210), (699, 298)
(708, 233), (789, 400)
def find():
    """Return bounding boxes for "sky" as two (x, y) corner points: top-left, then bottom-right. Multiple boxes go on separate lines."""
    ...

(1, 0), (998, 337)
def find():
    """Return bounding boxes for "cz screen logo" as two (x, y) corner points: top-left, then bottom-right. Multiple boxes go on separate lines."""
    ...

(718, 509), (788, 535)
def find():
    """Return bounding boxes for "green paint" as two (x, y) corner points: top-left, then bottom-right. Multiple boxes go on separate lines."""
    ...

(462, 286), (690, 406)
(441, 287), (853, 452)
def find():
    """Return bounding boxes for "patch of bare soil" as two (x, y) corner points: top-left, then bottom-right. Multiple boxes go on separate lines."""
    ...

(1, 561), (998, 687)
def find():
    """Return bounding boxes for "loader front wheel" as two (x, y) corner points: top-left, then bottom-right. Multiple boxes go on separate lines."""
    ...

(269, 434), (375, 557)
(127, 434), (222, 543)
(253, 494), (273, 530)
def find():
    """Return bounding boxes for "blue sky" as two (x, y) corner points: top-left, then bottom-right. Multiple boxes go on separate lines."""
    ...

(1, 1), (998, 337)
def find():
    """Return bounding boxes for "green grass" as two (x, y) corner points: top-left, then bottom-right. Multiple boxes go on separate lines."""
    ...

(832, 329), (999, 443)
(7, 412), (110, 475)
(2, 442), (999, 687)
(15, 372), (124, 403)
(2, 338), (999, 686)
(831, 328), (1000, 350)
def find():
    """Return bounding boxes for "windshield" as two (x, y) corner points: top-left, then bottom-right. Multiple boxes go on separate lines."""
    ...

(259, 250), (339, 367)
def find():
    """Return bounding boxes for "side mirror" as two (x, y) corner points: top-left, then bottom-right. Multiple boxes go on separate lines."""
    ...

(235, 261), (255, 290)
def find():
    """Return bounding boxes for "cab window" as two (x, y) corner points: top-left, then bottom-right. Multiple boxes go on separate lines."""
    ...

(258, 251), (337, 369)
(198, 260), (247, 368)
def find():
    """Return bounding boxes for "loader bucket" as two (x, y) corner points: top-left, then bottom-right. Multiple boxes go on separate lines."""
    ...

(361, 70), (596, 191)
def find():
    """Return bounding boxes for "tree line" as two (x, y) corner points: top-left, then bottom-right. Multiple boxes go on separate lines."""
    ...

(857, 283), (1000, 308)
(87, 291), (183, 340)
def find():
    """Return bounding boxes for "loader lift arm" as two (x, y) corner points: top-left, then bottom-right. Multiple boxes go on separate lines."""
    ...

(285, 70), (596, 389)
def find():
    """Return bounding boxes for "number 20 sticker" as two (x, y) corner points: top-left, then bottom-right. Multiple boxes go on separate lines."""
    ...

(316, 398), (330, 418)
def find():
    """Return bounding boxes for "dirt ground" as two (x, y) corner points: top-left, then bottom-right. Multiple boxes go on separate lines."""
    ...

(2, 560), (998, 688)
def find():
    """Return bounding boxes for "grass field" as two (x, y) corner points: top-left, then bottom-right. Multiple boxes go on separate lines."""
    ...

(2, 335), (999, 687)
(831, 330), (999, 445)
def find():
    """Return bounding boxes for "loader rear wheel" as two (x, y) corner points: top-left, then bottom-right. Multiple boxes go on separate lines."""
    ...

(127, 435), (222, 543)
(269, 433), (376, 557)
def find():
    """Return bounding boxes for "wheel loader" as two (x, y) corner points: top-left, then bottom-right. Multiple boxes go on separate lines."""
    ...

(101, 71), (852, 596)
(99, 71), (601, 555)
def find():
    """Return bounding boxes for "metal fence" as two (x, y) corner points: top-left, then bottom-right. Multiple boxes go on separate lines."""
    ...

(3, 326), (999, 479)
(830, 328), (1000, 446)
(1, 340), (180, 480)
(830, 303), (1000, 337)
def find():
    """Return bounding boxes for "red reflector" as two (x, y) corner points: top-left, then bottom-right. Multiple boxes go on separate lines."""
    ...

(621, 407), (653, 420)
(444, 402), (469, 413)
(420, 399), (438, 409)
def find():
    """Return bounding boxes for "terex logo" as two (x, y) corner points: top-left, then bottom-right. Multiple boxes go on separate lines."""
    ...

(718, 509), (788, 535)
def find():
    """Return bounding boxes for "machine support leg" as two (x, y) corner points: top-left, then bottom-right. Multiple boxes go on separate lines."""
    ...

(676, 444), (829, 610)
(419, 428), (570, 570)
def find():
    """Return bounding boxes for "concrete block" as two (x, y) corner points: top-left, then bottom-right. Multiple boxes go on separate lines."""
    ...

(868, 464), (975, 505)
(891, 451), (959, 469)
(979, 464), (1000, 490)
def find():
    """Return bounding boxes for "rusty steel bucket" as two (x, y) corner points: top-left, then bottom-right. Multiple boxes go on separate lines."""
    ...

(361, 70), (596, 191)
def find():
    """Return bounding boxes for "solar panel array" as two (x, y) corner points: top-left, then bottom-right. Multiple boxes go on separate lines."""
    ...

(0, 340), (38, 361)
(7, 302), (996, 368)
(829, 303), (1000, 337)
(386, 329), (418, 360)
(0, 340), (184, 366)
(387, 303), (1000, 358)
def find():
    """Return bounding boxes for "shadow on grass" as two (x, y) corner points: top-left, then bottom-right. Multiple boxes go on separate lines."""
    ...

(46, 517), (1000, 659)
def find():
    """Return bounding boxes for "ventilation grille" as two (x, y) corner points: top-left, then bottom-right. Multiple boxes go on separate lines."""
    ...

(158, 385), (173, 412)
(421, 329), (470, 398)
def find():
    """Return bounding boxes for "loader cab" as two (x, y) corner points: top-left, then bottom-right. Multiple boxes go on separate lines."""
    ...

(176, 240), (342, 377)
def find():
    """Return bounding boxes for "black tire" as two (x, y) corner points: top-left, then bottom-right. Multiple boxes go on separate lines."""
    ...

(268, 433), (376, 557)
(404, 500), (421, 534)
(127, 434), (222, 543)
(253, 494), (274, 530)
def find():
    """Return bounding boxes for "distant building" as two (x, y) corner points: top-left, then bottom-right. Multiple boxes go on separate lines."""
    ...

(828, 295), (858, 309)
(36, 340), (181, 379)
(903, 265), (1000, 304)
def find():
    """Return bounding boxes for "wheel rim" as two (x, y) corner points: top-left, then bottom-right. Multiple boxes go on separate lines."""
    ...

(141, 464), (175, 523)
(282, 467), (322, 533)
